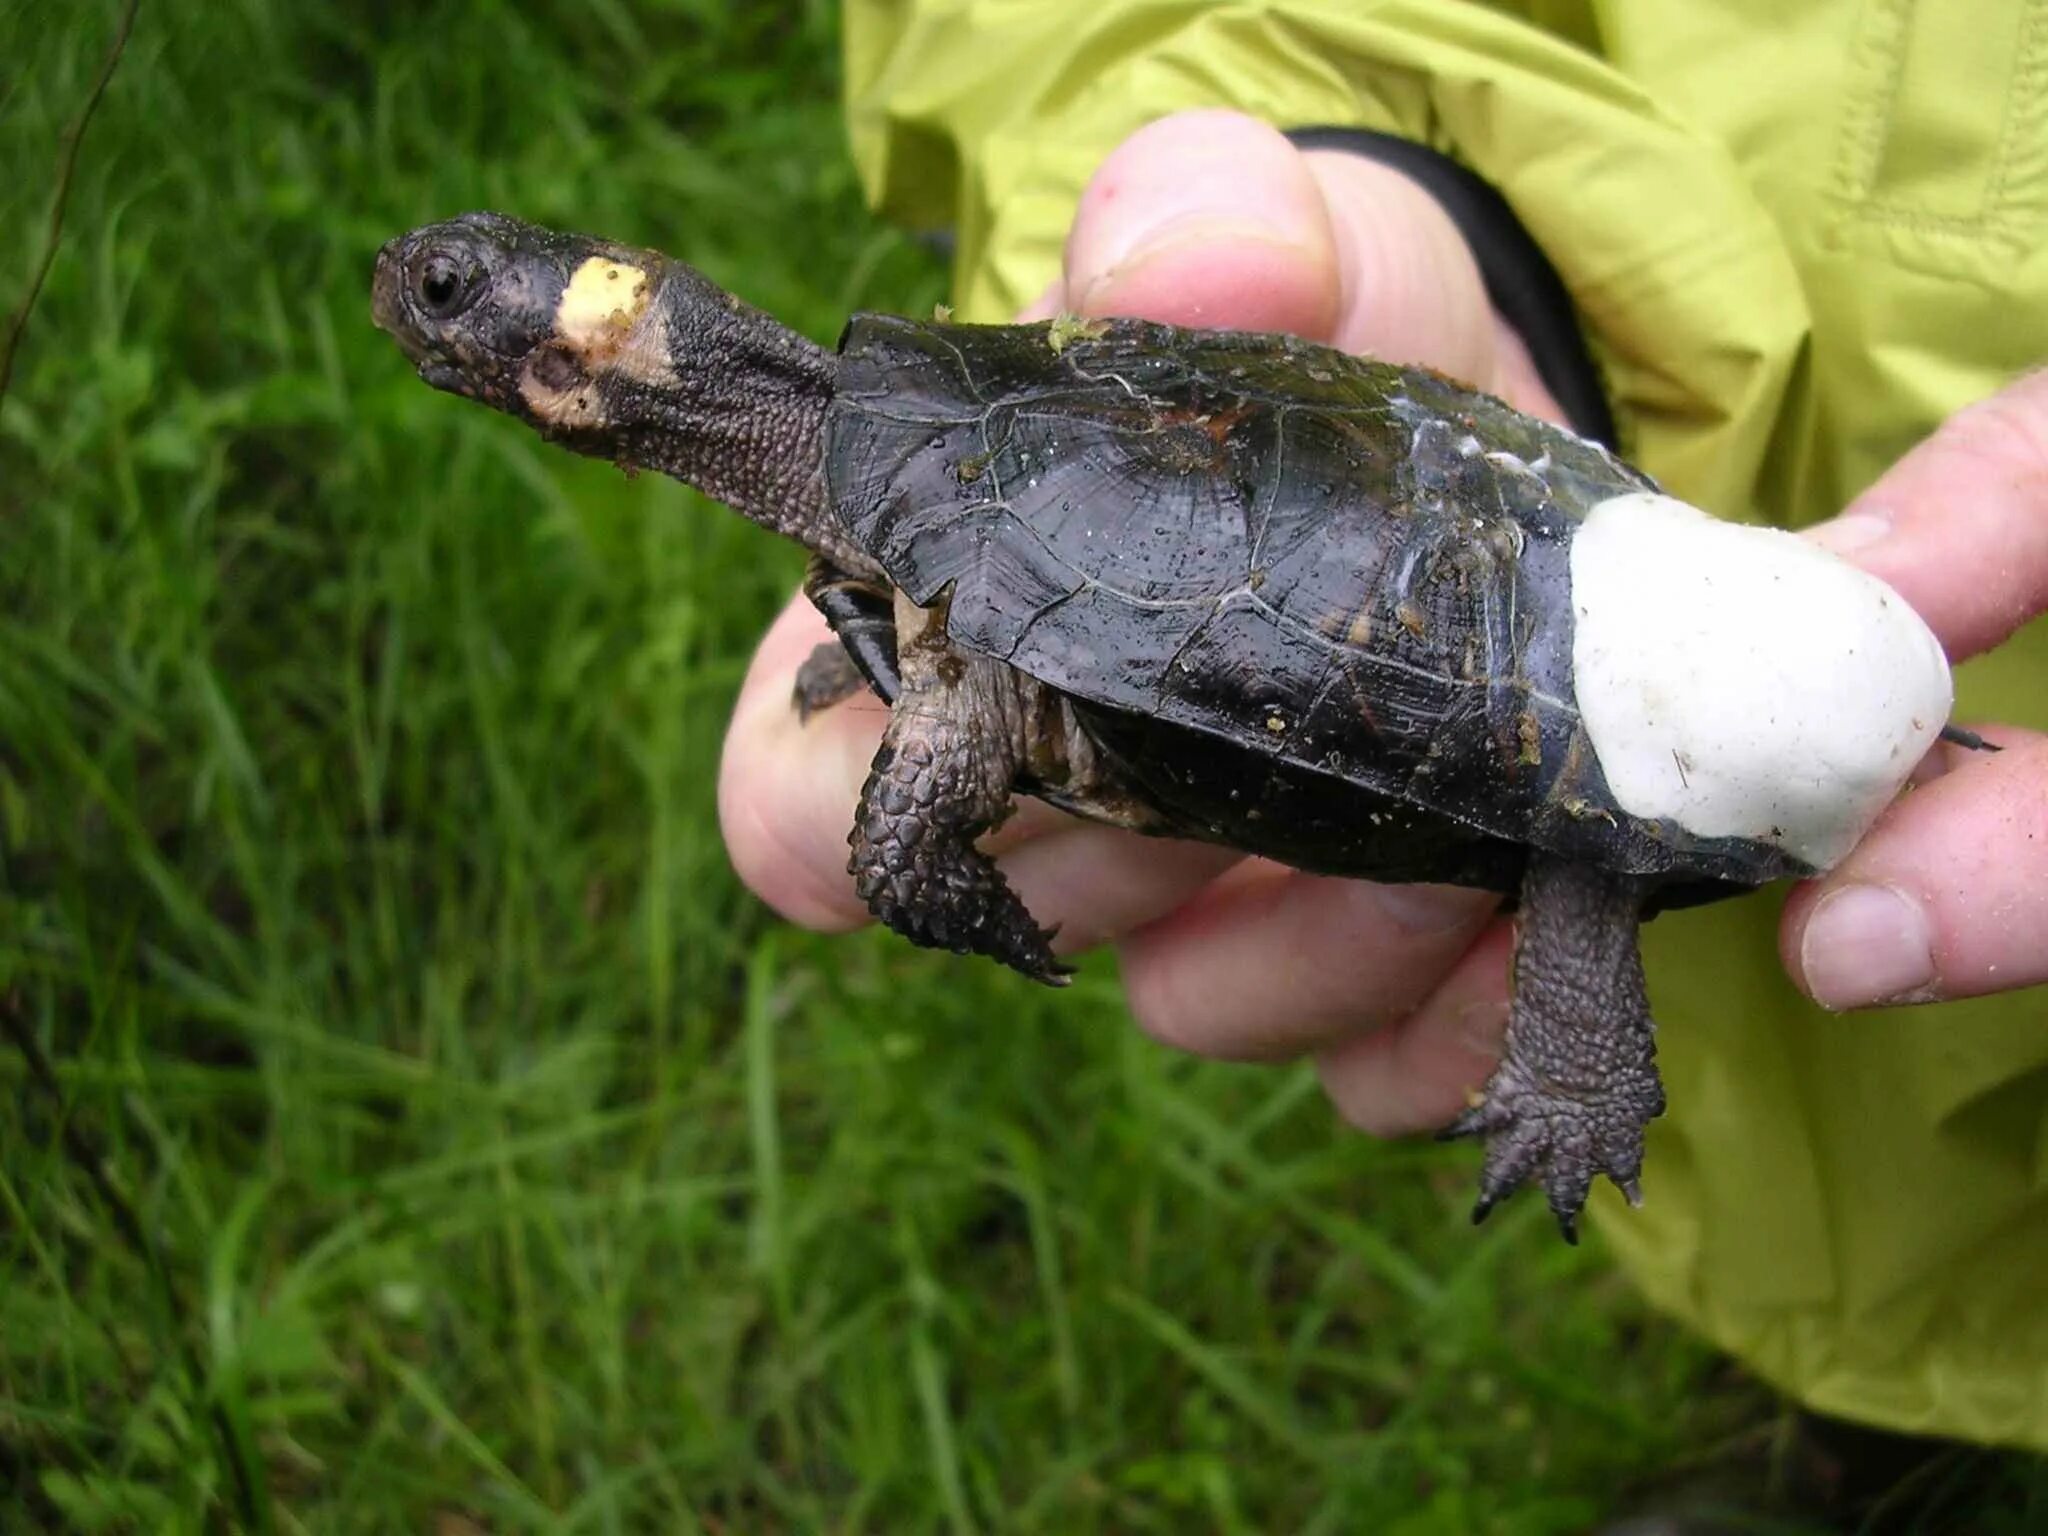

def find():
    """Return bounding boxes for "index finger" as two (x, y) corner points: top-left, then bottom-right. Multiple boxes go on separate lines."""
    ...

(1808, 368), (2048, 660)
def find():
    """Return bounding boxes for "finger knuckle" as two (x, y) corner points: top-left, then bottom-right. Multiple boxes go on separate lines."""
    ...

(717, 733), (862, 933)
(1118, 949), (1212, 1056)
(1315, 1039), (1447, 1140)
(1940, 380), (2048, 491)
(1327, 1083), (1406, 1139)
(1989, 739), (2048, 845)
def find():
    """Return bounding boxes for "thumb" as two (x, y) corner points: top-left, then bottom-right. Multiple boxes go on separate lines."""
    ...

(1057, 108), (1342, 341)
(1046, 109), (1558, 417)
(1300, 147), (1505, 394)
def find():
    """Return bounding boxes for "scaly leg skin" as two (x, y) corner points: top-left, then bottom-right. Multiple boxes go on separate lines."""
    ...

(848, 672), (1069, 985)
(1443, 852), (1664, 1243)
(793, 641), (867, 722)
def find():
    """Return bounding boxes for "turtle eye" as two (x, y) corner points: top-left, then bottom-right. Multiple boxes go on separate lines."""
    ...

(415, 252), (473, 318)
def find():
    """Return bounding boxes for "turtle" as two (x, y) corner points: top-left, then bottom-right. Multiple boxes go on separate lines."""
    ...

(371, 211), (1956, 1240)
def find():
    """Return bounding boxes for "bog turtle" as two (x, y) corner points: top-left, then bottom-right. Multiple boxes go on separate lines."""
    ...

(372, 212), (1956, 1239)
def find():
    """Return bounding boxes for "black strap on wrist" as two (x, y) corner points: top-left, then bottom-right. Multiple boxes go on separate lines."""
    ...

(1285, 125), (1617, 449)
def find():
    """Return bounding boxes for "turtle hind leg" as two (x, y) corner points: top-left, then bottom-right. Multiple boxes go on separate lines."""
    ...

(793, 641), (867, 721)
(848, 660), (1069, 986)
(1442, 852), (1664, 1243)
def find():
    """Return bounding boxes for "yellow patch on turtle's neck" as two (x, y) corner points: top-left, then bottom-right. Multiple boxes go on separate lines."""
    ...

(557, 257), (651, 350)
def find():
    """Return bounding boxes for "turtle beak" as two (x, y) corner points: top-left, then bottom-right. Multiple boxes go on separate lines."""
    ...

(418, 360), (473, 395)
(371, 241), (466, 393)
(371, 238), (408, 339)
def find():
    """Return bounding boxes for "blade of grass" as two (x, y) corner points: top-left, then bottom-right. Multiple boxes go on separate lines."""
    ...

(0, 0), (139, 407)
(1107, 1286), (1337, 1472)
(367, 1343), (556, 1531)
(898, 1213), (978, 1536)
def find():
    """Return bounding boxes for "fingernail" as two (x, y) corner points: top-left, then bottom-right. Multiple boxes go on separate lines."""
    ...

(1807, 508), (1892, 556)
(1369, 880), (1489, 936)
(1800, 883), (1936, 1009)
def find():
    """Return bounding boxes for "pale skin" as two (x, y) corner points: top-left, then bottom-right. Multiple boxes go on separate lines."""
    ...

(718, 109), (2048, 1141)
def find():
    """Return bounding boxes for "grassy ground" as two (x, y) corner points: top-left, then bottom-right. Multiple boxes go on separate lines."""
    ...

(1, 3), (2040, 1531)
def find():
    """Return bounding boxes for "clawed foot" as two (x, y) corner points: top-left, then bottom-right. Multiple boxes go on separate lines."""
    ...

(850, 717), (1072, 987)
(1440, 852), (1665, 1243)
(1441, 1052), (1665, 1243)
(852, 832), (1072, 986)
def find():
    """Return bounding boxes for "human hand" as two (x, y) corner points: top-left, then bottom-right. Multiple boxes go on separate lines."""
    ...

(719, 107), (1566, 1136)
(1784, 371), (2048, 1010)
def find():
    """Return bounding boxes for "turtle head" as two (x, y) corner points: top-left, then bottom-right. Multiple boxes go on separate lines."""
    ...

(375, 210), (694, 442)
(373, 212), (589, 411)
(374, 211), (857, 567)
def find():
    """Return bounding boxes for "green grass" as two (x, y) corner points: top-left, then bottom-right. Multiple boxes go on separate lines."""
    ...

(2, 2), (2042, 1531)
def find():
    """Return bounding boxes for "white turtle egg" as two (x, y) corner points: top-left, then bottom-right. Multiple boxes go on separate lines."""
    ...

(1569, 492), (1951, 871)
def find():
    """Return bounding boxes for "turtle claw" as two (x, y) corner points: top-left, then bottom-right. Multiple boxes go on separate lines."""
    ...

(1032, 926), (1076, 988)
(1007, 921), (1075, 988)
(1444, 1057), (1659, 1240)
(1441, 853), (1665, 1242)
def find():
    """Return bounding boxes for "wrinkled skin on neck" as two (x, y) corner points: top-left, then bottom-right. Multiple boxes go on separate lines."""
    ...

(371, 212), (871, 573)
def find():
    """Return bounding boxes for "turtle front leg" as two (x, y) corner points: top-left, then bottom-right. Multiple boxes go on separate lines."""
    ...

(1443, 853), (1664, 1242)
(793, 555), (900, 722)
(847, 650), (1069, 985)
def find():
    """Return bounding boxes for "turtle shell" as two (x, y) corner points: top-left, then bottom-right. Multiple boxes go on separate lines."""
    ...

(824, 314), (1808, 891)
